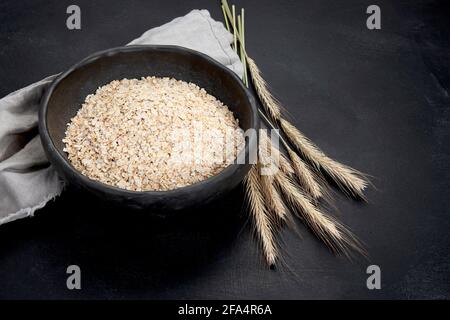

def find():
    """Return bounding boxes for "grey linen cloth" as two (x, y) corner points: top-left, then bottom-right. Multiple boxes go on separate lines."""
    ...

(0, 9), (243, 226)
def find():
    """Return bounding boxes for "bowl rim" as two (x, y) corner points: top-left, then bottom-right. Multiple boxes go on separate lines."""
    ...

(39, 44), (259, 196)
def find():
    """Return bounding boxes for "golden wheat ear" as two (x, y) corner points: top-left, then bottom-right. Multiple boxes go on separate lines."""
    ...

(244, 164), (278, 267)
(286, 148), (324, 200)
(260, 175), (287, 222)
(274, 170), (367, 258)
(247, 57), (282, 122)
(280, 118), (369, 200)
(257, 132), (288, 222)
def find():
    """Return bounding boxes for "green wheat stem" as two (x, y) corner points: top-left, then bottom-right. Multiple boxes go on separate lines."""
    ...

(241, 8), (248, 86)
(222, 2), (286, 145)
(221, 5), (230, 31)
(222, 0), (233, 27)
(232, 5), (237, 52)
(222, 3), (283, 137)
(222, 1), (248, 57)
(237, 15), (246, 86)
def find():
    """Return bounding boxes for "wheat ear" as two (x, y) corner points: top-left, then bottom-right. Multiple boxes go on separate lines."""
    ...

(244, 164), (278, 266)
(274, 170), (366, 257)
(287, 148), (324, 200)
(258, 133), (288, 221)
(260, 175), (287, 222)
(247, 57), (282, 122)
(280, 119), (368, 200)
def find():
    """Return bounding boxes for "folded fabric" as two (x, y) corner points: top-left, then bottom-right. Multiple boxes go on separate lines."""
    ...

(0, 9), (243, 226)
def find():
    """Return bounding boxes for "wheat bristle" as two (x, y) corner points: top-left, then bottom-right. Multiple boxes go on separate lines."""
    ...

(274, 170), (366, 257)
(280, 119), (368, 200)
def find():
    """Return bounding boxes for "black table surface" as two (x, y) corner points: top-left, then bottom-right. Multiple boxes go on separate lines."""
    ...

(0, 0), (449, 299)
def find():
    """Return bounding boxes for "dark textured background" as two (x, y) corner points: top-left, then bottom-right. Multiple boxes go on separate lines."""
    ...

(0, 0), (449, 299)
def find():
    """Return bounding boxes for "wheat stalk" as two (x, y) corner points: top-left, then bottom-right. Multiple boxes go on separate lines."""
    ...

(222, 0), (368, 264)
(280, 118), (368, 200)
(232, 5), (237, 52)
(244, 164), (278, 266)
(274, 170), (366, 257)
(221, 5), (230, 31)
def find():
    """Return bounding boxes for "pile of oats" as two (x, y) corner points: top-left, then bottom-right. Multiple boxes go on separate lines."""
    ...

(63, 77), (244, 191)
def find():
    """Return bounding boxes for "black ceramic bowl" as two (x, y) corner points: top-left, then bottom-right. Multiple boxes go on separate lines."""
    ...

(39, 45), (258, 212)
